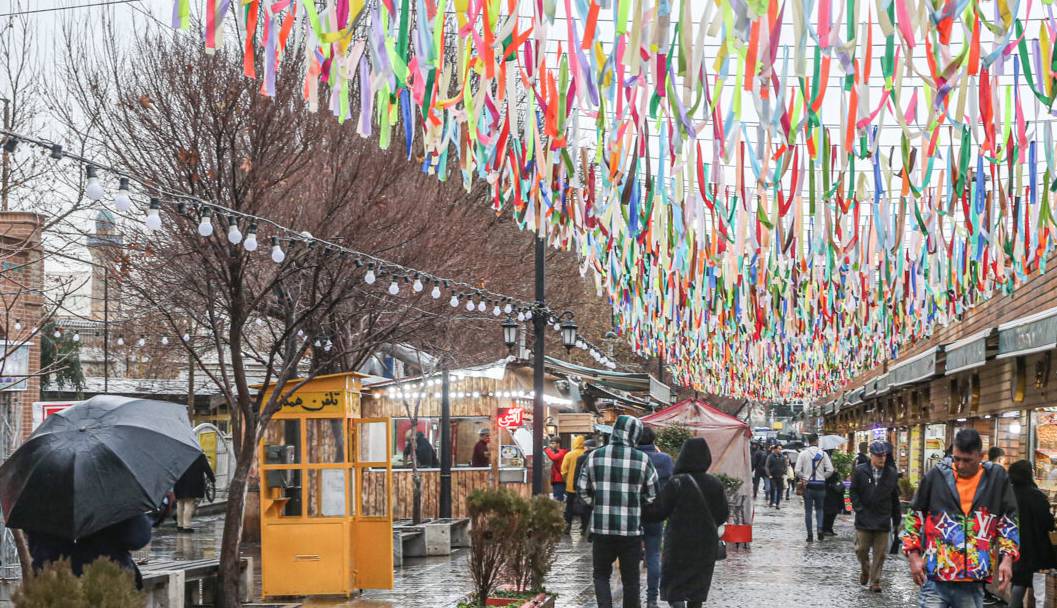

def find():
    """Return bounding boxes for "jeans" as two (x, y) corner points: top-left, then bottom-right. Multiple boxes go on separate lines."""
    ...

(643, 522), (662, 603)
(769, 476), (784, 506)
(919, 580), (984, 608)
(552, 483), (566, 502)
(855, 529), (889, 586)
(592, 534), (643, 608)
(803, 486), (826, 534)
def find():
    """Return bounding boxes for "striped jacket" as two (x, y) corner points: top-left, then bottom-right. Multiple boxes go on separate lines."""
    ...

(577, 415), (659, 536)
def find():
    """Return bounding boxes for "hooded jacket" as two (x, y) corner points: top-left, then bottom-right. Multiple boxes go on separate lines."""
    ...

(577, 415), (659, 536)
(643, 438), (729, 603)
(561, 435), (586, 493)
(901, 461), (1020, 583)
(544, 445), (569, 485)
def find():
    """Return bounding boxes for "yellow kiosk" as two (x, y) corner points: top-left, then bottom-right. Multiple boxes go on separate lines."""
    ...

(257, 372), (393, 598)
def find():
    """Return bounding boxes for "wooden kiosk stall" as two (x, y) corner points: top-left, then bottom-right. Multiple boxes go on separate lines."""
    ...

(257, 371), (393, 599)
(363, 360), (581, 519)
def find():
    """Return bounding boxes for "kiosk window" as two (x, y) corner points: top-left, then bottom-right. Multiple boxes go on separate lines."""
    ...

(264, 469), (302, 517)
(307, 469), (347, 517)
(263, 420), (301, 464)
(307, 419), (345, 463)
(358, 422), (388, 463)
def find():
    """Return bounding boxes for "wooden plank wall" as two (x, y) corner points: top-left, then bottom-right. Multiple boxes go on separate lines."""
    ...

(360, 469), (532, 519)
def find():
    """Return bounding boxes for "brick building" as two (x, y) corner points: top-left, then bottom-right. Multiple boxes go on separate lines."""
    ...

(0, 211), (43, 443)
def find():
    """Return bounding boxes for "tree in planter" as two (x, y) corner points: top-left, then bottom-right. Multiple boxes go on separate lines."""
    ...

(503, 495), (565, 594)
(13, 559), (143, 608)
(655, 423), (694, 458)
(467, 488), (523, 606)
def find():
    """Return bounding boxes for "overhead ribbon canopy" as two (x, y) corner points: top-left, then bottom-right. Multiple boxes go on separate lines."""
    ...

(172, 0), (1057, 400)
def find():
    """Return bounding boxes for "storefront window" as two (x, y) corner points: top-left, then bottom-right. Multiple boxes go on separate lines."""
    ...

(1031, 408), (1057, 501)
(392, 417), (491, 468)
(924, 423), (946, 472)
(995, 411), (1028, 464)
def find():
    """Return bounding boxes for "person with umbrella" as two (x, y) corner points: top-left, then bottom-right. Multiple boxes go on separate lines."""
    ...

(0, 395), (204, 587)
(174, 453), (216, 532)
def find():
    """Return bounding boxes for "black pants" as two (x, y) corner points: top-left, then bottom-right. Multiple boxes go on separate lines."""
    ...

(752, 473), (764, 498)
(592, 534), (643, 608)
(823, 511), (837, 533)
(564, 493), (590, 530)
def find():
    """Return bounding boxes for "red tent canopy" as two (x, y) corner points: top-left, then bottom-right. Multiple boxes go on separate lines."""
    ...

(640, 399), (752, 437)
(641, 399), (754, 528)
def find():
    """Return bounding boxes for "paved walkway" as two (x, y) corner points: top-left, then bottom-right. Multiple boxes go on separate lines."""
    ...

(336, 494), (921, 608)
(138, 497), (925, 607)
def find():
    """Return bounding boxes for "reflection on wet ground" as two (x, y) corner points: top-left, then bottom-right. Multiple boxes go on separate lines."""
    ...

(141, 498), (923, 607)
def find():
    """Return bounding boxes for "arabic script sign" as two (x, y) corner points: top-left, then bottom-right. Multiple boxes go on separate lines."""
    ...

(497, 407), (524, 429)
(280, 390), (344, 414)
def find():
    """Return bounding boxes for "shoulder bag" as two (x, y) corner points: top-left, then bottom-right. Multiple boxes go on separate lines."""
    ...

(683, 474), (726, 560)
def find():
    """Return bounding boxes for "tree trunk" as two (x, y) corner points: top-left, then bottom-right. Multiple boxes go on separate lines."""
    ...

(215, 439), (255, 608)
(13, 529), (31, 585)
(412, 473), (422, 524)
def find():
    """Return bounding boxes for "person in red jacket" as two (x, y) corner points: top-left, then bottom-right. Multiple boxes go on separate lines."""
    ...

(544, 437), (569, 501)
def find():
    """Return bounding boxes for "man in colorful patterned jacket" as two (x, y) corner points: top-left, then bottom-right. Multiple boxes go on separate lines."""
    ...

(901, 429), (1019, 608)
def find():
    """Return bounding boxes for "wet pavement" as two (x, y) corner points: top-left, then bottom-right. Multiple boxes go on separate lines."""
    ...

(139, 498), (926, 607)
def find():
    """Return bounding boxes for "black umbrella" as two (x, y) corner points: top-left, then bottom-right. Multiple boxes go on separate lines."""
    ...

(0, 395), (202, 540)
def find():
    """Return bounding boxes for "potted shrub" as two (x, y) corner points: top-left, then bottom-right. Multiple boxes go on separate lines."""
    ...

(463, 490), (562, 608)
(14, 559), (144, 608)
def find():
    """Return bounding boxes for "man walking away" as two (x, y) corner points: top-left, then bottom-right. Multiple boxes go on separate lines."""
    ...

(572, 440), (599, 536)
(578, 415), (659, 608)
(849, 442), (900, 592)
(174, 453), (215, 532)
(902, 429), (1019, 607)
(561, 435), (587, 534)
(854, 442), (870, 468)
(765, 444), (787, 509)
(637, 426), (673, 608)
(795, 434), (834, 542)
(988, 446), (1005, 469)
(751, 442), (767, 500)
(545, 437), (569, 501)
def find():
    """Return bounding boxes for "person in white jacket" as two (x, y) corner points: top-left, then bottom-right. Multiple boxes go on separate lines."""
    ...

(795, 435), (834, 543)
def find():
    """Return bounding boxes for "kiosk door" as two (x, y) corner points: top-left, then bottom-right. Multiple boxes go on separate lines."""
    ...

(351, 417), (394, 589)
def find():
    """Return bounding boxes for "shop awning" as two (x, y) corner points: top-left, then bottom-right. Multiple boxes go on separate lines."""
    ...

(890, 347), (945, 387)
(864, 373), (891, 397)
(582, 383), (651, 411)
(543, 356), (672, 404)
(945, 329), (996, 375)
(998, 306), (1057, 359)
(846, 387), (865, 406)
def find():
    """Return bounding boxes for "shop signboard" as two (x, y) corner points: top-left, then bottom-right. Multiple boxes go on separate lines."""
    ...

(946, 329), (994, 375)
(497, 407), (524, 430)
(998, 307), (1057, 359)
(890, 348), (944, 387)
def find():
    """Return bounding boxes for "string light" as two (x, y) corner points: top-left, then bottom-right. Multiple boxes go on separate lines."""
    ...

(412, 277), (423, 292)
(226, 214), (243, 245)
(13, 320), (20, 331)
(197, 207), (214, 237)
(116, 336), (124, 346)
(114, 177), (132, 212)
(84, 165), (105, 201)
(388, 280), (400, 295)
(244, 222), (258, 251)
(431, 283), (441, 299)
(450, 294), (460, 307)
(145, 198), (162, 231)
(364, 266), (377, 285)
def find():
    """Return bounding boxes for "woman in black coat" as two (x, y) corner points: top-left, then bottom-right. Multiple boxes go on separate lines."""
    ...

(173, 454), (215, 532)
(1008, 460), (1057, 608)
(821, 456), (845, 537)
(644, 437), (729, 608)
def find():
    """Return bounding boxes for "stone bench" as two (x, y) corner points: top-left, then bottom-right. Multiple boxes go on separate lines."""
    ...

(140, 557), (251, 607)
(392, 526), (425, 567)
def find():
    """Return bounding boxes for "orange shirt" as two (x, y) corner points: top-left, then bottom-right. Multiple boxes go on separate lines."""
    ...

(955, 467), (983, 515)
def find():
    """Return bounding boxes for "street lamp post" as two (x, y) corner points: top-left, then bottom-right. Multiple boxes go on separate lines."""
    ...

(532, 237), (545, 495)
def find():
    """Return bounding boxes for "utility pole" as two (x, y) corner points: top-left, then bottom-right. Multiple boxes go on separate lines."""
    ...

(439, 369), (452, 517)
(103, 267), (109, 392)
(2, 97), (11, 211)
(532, 236), (545, 495)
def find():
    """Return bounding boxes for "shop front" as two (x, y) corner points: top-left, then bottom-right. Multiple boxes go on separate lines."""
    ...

(923, 423), (947, 472)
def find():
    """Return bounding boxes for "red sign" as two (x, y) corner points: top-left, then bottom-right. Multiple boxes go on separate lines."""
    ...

(32, 401), (78, 430)
(497, 407), (524, 429)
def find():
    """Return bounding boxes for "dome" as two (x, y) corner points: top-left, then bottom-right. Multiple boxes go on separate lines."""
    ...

(95, 209), (117, 234)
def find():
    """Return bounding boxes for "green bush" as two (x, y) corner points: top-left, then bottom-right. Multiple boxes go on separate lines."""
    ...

(655, 423), (693, 458)
(467, 488), (523, 606)
(504, 495), (565, 593)
(829, 450), (856, 481)
(898, 477), (917, 501)
(714, 473), (744, 500)
(14, 559), (143, 608)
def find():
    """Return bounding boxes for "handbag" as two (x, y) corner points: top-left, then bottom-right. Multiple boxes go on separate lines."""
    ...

(683, 474), (726, 561)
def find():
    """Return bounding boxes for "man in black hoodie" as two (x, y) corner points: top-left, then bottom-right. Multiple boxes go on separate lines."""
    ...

(751, 442), (767, 500)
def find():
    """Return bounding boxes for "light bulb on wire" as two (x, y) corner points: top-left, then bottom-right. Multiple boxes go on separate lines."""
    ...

(145, 198), (162, 232)
(492, 305), (501, 316)
(114, 177), (132, 212)
(466, 299), (475, 312)
(84, 165), (105, 201)
(412, 277), (423, 292)
(13, 320), (21, 331)
(450, 295), (460, 308)
(243, 223), (258, 251)
(197, 207), (214, 237)
(225, 215), (242, 244)
(161, 336), (169, 346)
(137, 336), (146, 347)
(431, 284), (441, 299)
(364, 267), (377, 284)
(477, 300), (486, 312)
(72, 332), (80, 343)
(388, 281), (400, 295)
(116, 336), (125, 346)
(182, 333), (190, 342)
(504, 303), (513, 314)
(270, 237), (285, 263)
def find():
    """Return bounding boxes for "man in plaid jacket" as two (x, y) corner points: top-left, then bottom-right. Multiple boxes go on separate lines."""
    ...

(578, 415), (659, 608)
